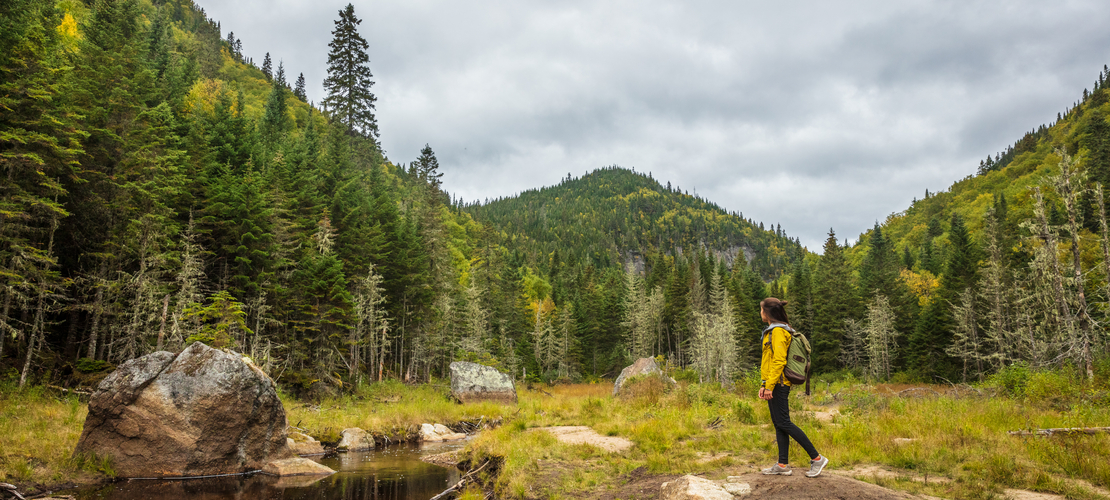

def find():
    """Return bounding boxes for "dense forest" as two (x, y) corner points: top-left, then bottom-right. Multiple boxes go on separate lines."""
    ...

(4, 0), (1109, 395)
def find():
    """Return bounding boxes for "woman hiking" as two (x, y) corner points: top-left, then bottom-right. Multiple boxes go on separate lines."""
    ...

(758, 297), (828, 477)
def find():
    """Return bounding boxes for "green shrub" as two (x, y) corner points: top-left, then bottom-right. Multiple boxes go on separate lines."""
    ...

(989, 362), (1031, 398)
(672, 368), (699, 384)
(1025, 369), (1081, 409)
(732, 400), (756, 424)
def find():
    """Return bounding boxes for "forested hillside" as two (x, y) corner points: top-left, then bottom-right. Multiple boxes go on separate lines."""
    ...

(0, 0), (807, 392)
(465, 167), (804, 280)
(822, 65), (1110, 383)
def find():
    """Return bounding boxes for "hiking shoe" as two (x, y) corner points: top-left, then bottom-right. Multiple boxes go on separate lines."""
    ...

(805, 455), (828, 477)
(761, 463), (792, 475)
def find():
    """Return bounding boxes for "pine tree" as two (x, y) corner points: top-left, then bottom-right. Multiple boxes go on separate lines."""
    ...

(416, 144), (444, 196)
(0, 0), (81, 367)
(978, 206), (1019, 372)
(294, 72), (307, 101)
(812, 229), (858, 372)
(260, 62), (290, 149)
(908, 213), (977, 380)
(261, 52), (272, 80)
(322, 4), (378, 138)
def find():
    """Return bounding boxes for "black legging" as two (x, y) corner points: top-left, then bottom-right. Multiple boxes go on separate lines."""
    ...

(768, 384), (819, 464)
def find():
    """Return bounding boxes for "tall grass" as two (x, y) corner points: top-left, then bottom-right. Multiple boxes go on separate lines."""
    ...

(0, 382), (109, 488)
(283, 379), (515, 442)
(465, 377), (1110, 499)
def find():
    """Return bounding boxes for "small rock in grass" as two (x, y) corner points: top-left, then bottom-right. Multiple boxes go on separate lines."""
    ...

(721, 482), (751, 495)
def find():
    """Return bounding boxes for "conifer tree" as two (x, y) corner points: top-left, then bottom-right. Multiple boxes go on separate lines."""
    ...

(322, 4), (378, 139)
(294, 72), (307, 101)
(261, 52), (272, 80)
(812, 229), (858, 372)
(908, 213), (977, 380)
(0, 0), (81, 367)
(260, 62), (290, 149)
(978, 206), (1019, 371)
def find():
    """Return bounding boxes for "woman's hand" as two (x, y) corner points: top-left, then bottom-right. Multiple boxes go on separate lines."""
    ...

(759, 387), (773, 400)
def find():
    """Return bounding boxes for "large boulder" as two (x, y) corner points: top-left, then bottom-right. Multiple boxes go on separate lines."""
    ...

(613, 357), (675, 396)
(449, 361), (517, 404)
(74, 342), (293, 477)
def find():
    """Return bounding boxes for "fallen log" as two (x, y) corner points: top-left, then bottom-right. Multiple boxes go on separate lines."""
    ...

(898, 387), (940, 397)
(1008, 427), (1110, 437)
(0, 482), (26, 500)
(429, 459), (491, 500)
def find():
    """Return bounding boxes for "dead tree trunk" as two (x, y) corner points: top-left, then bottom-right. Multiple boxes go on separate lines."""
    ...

(87, 262), (106, 360)
(157, 294), (169, 351)
(1054, 155), (1094, 380)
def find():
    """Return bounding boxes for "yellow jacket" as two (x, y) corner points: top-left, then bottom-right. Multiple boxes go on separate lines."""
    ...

(760, 325), (792, 387)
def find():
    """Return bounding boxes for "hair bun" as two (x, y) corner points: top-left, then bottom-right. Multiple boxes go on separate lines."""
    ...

(781, 300), (789, 307)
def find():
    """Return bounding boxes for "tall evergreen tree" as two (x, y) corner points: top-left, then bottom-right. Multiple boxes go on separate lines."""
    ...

(322, 4), (378, 139)
(261, 52), (272, 81)
(294, 72), (307, 101)
(260, 62), (290, 149)
(812, 229), (858, 373)
(908, 212), (978, 380)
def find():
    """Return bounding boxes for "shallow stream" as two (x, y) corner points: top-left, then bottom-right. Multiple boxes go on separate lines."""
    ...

(59, 440), (466, 500)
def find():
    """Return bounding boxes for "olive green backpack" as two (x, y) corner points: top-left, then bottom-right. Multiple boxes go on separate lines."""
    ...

(764, 323), (812, 395)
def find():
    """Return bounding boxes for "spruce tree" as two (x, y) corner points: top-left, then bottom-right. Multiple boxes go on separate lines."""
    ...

(260, 62), (290, 148)
(812, 229), (858, 373)
(261, 52), (272, 80)
(908, 212), (978, 380)
(322, 3), (378, 138)
(294, 72), (306, 101)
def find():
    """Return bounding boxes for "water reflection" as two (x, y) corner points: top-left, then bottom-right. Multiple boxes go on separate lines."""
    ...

(61, 440), (465, 500)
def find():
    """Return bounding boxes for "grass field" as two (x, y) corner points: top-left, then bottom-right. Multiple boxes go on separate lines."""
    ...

(2, 366), (1110, 499)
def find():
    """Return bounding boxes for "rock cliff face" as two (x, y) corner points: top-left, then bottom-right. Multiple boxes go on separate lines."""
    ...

(449, 361), (517, 404)
(74, 342), (292, 477)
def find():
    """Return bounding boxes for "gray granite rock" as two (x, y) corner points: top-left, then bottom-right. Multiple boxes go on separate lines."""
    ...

(449, 361), (517, 404)
(74, 342), (292, 477)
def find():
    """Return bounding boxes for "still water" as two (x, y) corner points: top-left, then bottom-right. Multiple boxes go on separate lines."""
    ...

(61, 440), (466, 500)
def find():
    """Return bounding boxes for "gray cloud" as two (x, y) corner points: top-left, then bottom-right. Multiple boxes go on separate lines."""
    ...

(199, 0), (1110, 250)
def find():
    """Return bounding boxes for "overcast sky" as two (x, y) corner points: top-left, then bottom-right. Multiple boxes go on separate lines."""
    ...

(200, 0), (1110, 251)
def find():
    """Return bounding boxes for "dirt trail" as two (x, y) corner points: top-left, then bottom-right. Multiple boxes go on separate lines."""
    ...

(718, 472), (925, 500)
(536, 426), (634, 452)
(585, 467), (937, 500)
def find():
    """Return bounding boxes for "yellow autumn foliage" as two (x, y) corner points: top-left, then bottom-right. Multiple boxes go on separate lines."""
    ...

(901, 268), (939, 306)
